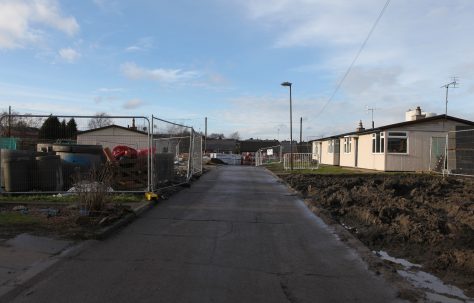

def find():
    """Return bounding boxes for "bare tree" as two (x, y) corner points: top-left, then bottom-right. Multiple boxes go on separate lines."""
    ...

(88, 112), (113, 129)
(228, 131), (240, 140)
(0, 110), (42, 132)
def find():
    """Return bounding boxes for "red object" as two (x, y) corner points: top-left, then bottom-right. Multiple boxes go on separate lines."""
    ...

(112, 146), (138, 160)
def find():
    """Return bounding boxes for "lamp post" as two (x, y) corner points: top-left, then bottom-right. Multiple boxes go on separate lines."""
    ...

(281, 81), (293, 171)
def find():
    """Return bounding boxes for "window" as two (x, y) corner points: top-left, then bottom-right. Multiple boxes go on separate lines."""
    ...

(343, 137), (352, 153)
(387, 131), (408, 153)
(328, 140), (334, 153)
(372, 132), (385, 153)
(328, 139), (340, 153)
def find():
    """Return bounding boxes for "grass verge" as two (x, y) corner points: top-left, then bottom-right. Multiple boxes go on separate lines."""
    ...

(0, 212), (42, 226)
(265, 162), (370, 175)
(0, 193), (145, 204)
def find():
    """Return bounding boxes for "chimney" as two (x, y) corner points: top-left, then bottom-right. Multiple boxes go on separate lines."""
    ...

(356, 120), (365, 132)
(130, 118), (137, 130)
(414, 106), (426, 120)
(406, 106), (427, 121)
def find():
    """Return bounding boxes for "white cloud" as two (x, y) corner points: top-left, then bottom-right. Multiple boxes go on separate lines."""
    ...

(120, 62), (200, 84)
(229, 0), (474, 138)
(125, 46), (141, 52)
(0, 0), (79, 49)
(93, 0), (121, 14)
(235, 0), (374, 48)
(125, 37), (154, 52)
(209, 95), (338, 140)
(94, 95), (118, 103)
(123, 98), (144, 109)
(58, 47), (81, 63)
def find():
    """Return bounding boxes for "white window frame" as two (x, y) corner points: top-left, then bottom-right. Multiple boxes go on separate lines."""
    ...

(372, 132), (385, 154)
(343, 137), (352, 154)
(327, 140), (334, 153)
(387, 131), (408, 154)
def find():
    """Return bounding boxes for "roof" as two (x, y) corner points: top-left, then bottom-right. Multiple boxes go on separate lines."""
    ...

(78, 124), (148, 136)
(239, 139), (280, 152)
(310, 114), (474, 142)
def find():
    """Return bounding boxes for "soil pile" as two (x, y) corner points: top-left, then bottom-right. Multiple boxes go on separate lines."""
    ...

(281, 174), (474, 295)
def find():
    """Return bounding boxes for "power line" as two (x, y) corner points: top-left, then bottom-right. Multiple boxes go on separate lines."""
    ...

(314, 0), (392, 118)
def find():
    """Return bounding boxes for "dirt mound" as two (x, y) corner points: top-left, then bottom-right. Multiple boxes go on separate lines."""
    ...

(281, 173), (474, 296)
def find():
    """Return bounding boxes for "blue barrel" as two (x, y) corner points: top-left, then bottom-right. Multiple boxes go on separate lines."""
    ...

(52, 144), (104, 190)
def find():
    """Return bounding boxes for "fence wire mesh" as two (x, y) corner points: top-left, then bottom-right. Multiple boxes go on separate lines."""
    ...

(151, 116), (202, 190)
(255, 145), (282, 166)
(0, 114), (203, 194)
(191, 131), (203, 175)
(447, 128), (474, 176)
(0, 114), (151, 193)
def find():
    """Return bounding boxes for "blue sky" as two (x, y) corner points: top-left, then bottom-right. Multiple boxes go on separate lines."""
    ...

(1, 0), (474, 140)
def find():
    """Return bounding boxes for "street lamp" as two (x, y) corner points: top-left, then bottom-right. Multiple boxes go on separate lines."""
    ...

(281, 81), (293, 171)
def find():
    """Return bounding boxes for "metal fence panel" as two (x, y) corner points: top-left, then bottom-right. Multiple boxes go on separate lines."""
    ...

(255, 145), (282, 166)
(283, 153), (319, 170)
(151, 116), (196, 190)
(0, 114), (151, 193)
(447, 128), (474, 176)
(191, 131), (203, 175)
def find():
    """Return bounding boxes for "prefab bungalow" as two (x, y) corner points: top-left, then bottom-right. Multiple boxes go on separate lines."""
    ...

(77, 125), (149, 150)
(311, 108), (474, 172)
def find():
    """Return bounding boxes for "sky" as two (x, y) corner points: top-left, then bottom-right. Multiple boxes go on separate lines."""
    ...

(1, 0), (474, 140)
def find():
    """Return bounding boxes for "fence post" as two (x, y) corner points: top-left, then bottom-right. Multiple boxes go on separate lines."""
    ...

(186, 128), (193, 182)
(150, 115), (154, 192)
(444, 134), (448, 176)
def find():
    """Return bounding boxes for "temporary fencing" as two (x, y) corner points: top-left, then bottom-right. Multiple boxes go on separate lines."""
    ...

(151, 116), (202, 190)
(255, 145), (282, 166)
(428, 128), (474, 177)
(283, 153), (319, 170)
(0, 114), (203, 194)
(446, 128), (474, 177)
(191, 131), (203, 175)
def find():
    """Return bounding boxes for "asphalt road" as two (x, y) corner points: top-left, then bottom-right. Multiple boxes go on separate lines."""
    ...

(9, 166), (404, 303)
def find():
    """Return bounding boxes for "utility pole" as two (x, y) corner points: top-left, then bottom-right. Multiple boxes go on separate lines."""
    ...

(8, 105), (11, 138)
(204, 117), (207, 153)
(366, 106), (377, 129)
(299, 117), (302, 143)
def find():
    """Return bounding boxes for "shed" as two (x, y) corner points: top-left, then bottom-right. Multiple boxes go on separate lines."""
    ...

(77, 125), (149, 150)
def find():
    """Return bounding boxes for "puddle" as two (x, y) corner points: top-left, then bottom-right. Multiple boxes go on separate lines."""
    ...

(375, 250), (421, 268)
(374, 251), (473, 303)
(5, 233), (72, 255)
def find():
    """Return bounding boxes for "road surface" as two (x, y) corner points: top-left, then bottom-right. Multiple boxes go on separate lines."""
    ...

(8, 166), (404, 303)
